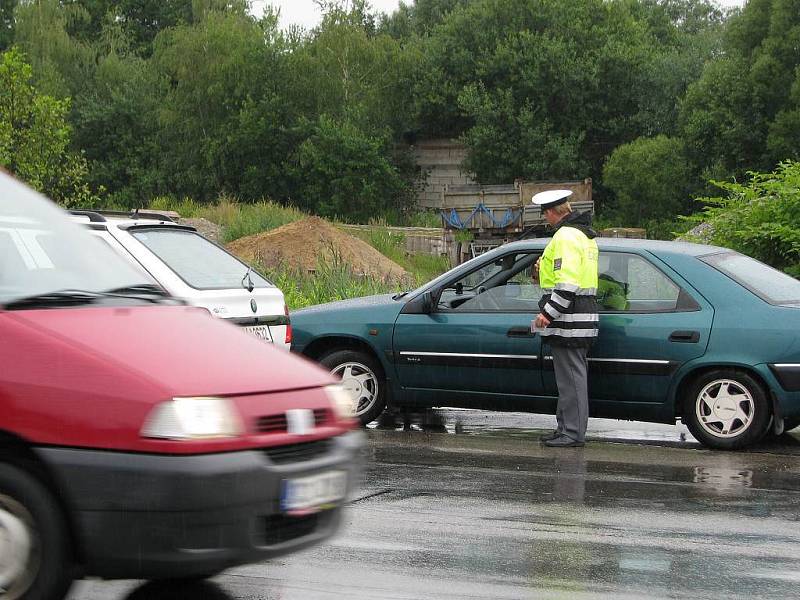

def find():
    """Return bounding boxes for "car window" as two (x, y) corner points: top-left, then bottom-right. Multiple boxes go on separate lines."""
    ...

(0, 179), (152, 305)
(598, 252), (683, 312)
(438, 252), (542, 312)
(130, 229), (273, 290)
(700, 252), (800, 306)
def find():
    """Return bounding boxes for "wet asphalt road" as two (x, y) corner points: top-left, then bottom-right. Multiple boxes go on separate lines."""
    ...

(69, 410), (800, 600)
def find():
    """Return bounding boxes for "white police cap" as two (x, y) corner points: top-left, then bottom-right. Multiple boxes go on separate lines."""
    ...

(532, 189), (573, 209)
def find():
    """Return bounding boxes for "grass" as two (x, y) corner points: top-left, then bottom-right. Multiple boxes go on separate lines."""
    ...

(149, 196), (305, 243)
(353, 225), (450, 282)
(259, 259), (403, 310)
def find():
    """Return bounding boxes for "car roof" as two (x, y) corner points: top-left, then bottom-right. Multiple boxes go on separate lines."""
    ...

(70, 209), (186, 229)
(498, 237), (728, 258)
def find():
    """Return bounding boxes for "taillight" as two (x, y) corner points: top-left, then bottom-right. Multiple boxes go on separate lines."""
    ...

(284, 303), (292, 345)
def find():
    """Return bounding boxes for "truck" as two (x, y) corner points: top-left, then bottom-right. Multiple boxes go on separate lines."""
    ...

(440, 178), (594, 263)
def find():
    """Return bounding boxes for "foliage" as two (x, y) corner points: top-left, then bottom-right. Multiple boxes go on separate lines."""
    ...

(288, 115), (415, 223)
(12, 0), (97, 98)
(684, 161), (800, 276)
(679, 0), (800, 180)
(72, 52), (164, 206)
(403, 0), (725, 201)
(0, 46), (96, 206)
(0, 0), (14, 52)
(602, 135), (693, 227)
(152, 9), (266, 201)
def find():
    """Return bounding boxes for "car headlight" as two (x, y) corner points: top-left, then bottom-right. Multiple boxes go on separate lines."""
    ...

(141, 397), (243, 440)
(325, 384), (356, 420)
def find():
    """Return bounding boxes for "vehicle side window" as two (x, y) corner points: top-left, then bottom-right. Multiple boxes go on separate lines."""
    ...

(439, 252), (543, 312)
(598, 252), (682, 312)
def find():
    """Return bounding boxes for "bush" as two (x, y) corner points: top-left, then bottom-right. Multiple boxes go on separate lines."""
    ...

(289, 116), (415, 223)
(685, 161), (800, 276)
(603, 135), (693, 227)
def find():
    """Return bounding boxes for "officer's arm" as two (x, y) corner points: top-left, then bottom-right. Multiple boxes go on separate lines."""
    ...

(541, 239), (582, 321)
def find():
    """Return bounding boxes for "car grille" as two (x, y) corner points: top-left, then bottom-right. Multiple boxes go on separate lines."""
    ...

(255, 408), (331, 434)
(255, 512), (330, 546)
(263, 439), (333, 464)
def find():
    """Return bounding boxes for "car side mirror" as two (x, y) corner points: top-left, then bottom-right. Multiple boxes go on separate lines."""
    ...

(401, 290), (437, 315)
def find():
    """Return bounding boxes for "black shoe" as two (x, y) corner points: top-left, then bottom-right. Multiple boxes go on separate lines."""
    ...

(540, 430), (561, 442)
(543, 435), (585, 448)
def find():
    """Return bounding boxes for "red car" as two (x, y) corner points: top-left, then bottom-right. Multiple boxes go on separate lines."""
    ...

(0, 172), (362, 600)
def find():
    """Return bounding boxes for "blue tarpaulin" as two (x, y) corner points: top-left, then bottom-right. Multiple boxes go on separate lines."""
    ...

(441, 202), (521, 229)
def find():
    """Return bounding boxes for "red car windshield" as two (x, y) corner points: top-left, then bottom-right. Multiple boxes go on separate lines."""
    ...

(0, 173), (153, 307)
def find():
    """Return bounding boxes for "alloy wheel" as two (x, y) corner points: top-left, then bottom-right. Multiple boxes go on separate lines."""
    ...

(331, 361), (379, 418)
(695, 378), (755, 438)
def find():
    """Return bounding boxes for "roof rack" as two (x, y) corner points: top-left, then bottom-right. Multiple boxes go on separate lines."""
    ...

(69, 209), (176, 223)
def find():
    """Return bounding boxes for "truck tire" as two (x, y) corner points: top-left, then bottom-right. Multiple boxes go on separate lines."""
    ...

(0, 463), (73, 600)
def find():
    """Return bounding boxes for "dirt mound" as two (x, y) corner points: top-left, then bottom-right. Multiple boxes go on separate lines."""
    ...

(227, 217), (409, 282)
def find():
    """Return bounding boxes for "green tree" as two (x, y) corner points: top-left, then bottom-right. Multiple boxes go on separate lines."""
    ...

(152, 9), (264, 200)
(407, 0), (723, 196)
(12, 0), (96, 98)
(0, 46), (95, 206)
(71, 52), (164, 206)
(288, 115), (414, 222)
(288, 12), (416, 138)
(0, 0), (15, 51)
(686, 161), (800, 276)
(603, 135), (692, 230)
(679, 0), (800, 179)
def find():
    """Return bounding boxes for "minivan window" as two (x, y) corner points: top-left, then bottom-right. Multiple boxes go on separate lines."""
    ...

(0, 177), (153, 306)
(130, 229), (273, 290)
(701, 252), (800, 305)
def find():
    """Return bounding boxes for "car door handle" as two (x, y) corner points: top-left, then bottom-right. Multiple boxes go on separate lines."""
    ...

(669, 330), (700, 343)
(508, 326), (535, 338)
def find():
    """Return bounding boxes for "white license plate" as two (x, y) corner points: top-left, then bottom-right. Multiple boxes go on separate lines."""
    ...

(244, 325), (272, 343)
(280, 470), (348, 513)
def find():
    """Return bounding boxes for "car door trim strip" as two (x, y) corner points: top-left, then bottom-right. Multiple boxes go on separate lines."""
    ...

(542, 356), (677, 376)
(397, 351), (538, 370)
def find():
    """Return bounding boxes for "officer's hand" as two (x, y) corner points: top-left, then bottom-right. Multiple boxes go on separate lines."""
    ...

(532, 258), (540, 282)
(535, 313), (550, 328)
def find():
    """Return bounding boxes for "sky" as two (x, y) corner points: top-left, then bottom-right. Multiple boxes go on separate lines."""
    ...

(252, 0), (748, 31)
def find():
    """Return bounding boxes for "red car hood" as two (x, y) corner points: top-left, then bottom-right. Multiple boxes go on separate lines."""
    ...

(9, 305), (333, 397)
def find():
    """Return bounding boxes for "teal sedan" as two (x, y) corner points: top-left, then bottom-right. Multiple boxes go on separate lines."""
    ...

(290, 239), (800, 449)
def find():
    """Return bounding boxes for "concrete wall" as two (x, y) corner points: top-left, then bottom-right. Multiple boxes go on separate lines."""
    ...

(410, 139), (475, 209)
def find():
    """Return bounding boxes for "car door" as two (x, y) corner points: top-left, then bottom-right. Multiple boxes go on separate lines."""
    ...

(393, 250), (548, 409)
(542, 250), (713, 406)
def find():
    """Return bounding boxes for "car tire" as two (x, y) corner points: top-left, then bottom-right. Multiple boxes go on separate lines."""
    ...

(0, 463), (73, 600)
(319, 349), (387, 425)
(683, 370), (771, 450)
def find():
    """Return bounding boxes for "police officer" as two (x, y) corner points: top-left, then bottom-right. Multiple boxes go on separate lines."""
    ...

(532, 190), (599, 447)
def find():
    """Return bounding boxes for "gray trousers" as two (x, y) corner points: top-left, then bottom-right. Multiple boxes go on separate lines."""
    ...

(552, 344), (589, 443)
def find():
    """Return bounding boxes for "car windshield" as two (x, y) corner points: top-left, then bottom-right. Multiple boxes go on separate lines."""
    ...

(700, 251), (800, 305)
(130, 228), (273, 290)
(0, 174), (154, 306)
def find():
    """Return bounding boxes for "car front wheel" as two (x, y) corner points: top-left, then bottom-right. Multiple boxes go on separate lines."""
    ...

(0, 463), (73, 600)
(319, 349), (387, 425)
(683, 370), (771, 450)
